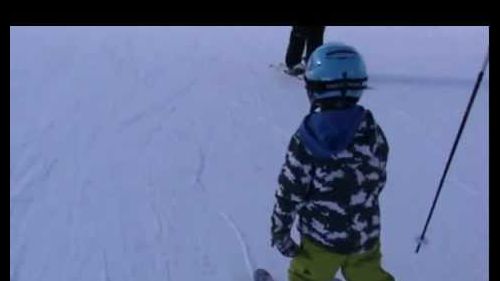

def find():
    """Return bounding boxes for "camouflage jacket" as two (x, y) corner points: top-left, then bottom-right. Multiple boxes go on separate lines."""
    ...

(271, 105), (389, 254)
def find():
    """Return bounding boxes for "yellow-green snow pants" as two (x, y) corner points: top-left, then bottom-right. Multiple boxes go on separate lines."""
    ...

(288, 238), (395, 281)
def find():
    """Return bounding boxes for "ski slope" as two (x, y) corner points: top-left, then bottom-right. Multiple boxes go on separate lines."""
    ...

(10, 26), (489, 281)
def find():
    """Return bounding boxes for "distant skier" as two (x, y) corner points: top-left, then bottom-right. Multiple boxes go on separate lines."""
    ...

(271, 42), (395, 281)
(284, 26), (325, 76)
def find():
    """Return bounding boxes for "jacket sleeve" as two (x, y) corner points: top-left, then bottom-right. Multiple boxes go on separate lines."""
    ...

(371, 113), (389, 193)
(374, 124), (389, 169)
(271, 135), (313, 246)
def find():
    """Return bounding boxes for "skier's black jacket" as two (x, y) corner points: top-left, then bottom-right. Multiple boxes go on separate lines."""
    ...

(271, 105), (389, 254)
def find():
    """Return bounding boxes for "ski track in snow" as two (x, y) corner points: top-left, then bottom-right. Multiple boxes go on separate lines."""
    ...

(192, 144), (207, 191)
(11, 120), (57, 191)
(219, 212), (255, 281)
(10, 242), (28, 281)
(101, 249), (111, 281)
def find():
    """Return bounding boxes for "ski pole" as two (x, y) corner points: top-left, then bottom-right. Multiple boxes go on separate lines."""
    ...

(415, 47), (489, 254)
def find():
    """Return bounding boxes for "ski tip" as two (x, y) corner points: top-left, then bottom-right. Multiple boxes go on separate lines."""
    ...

(254, 268), (268, 276)
(254, 268), (273, 281)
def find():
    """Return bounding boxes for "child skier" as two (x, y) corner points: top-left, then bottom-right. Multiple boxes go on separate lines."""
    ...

(271, 42), (395, 281)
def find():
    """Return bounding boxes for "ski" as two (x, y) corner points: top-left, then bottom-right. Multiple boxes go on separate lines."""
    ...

(269, 63), (304, 81)
(254, 268), (274, 281)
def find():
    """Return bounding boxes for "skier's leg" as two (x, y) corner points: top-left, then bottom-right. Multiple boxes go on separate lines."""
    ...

(341, 242), (395, 281)
(288, 238), (343, 281)
(285, 26), (307, 69)
(304, 26), (325, 63)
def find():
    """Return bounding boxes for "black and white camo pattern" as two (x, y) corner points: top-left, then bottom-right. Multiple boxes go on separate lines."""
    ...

(271, 110), (389, 254)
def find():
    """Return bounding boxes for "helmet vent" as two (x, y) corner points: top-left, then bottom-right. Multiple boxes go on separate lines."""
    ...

(326, 50), (356, 59)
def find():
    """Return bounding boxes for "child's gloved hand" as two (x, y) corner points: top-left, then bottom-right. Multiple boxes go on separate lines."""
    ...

(274, 235), (300, 258)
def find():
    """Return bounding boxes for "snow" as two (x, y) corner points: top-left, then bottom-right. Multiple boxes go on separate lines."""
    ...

(10, 26), (488, 281)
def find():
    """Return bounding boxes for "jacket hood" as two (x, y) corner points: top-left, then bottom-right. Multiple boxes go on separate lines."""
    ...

(297, 105), (366, 158)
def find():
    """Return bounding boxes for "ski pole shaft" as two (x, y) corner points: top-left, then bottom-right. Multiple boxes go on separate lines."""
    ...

(415, 47), (489, 253)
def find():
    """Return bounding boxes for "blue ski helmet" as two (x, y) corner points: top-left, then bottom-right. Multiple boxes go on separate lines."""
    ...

(305, 42), (368, 104)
